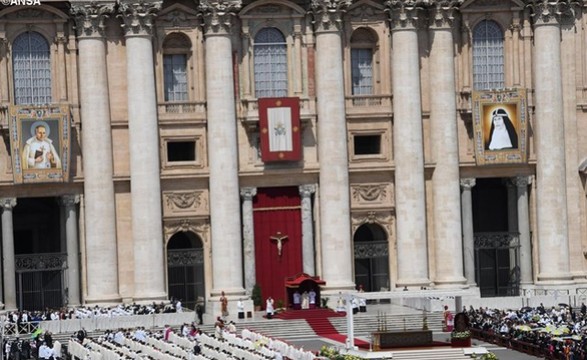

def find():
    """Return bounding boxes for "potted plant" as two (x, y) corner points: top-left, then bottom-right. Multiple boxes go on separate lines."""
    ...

(252, 284), (262, 311)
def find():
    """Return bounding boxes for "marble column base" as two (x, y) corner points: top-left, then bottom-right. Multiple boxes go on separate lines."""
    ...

(537, 273), (573, 283)
(396, 278), (431, 288)
(434, 277), (468, 288)
(132, 291), (168, 303)
(84, 293), (122, 305)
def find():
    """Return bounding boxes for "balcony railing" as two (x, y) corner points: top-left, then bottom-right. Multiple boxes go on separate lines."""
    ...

(157, 101), (206, 122)
(345, 95), (392, 116)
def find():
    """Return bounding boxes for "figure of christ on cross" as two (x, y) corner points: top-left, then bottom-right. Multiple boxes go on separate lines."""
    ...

(270, 232), (288, 257)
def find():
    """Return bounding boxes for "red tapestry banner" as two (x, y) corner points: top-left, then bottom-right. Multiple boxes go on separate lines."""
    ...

(258, 97), (301, 162)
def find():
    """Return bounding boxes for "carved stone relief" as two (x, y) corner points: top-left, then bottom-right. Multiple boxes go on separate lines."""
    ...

(351, 183), (393, 207)
(351, 210), (395, 238)
(162, 190), (208, 216)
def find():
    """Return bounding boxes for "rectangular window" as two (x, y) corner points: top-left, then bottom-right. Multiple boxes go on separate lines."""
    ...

(163, 54), (188, 101)
(167, 141), (195, 162)
(354, 135), (381, 155)
(351, 48), (373, 95)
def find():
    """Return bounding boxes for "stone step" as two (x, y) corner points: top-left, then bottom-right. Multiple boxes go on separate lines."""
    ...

(390, 348), (472, 360)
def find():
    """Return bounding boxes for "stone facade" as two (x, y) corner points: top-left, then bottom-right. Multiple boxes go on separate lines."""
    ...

(0, 0), (586, 309)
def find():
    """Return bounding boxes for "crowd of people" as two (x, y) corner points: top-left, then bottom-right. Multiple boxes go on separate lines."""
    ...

(2, 301), (184, 324)
(3, 328), (61, 360)
(68, 318), (317, 360)
(466, 303), (587, 359)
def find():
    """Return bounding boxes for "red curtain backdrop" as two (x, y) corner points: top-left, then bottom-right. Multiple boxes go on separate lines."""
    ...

(253, 187), (302, 308)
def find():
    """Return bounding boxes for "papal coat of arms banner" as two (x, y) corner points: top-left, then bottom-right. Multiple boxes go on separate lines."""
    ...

(9, 105), (71, 184)
(258, 97), (302, 162)
(472, 89), (529, 166)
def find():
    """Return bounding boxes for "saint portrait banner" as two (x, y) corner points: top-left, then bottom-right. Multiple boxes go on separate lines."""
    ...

(472, 89), (528, 166)
(9, 105), (71, 184)
(258, 97), (301, 162)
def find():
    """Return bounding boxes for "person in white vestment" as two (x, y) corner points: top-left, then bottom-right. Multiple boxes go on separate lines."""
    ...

(266, 297), (275, 319)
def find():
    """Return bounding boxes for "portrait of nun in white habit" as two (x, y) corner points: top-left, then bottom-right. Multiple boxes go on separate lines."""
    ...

(486, 108), (518, 150)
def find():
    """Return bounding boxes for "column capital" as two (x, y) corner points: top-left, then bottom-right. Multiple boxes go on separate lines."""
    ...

(460, 178), (476, 190)
(299, 184), (317, 197)
(198, 0), (242, 36)
(385, 0), (426, 30)
(0, 197), (17, 210)
(428, 0), (460, 29)
(310, 0), (352, 33)
(513, 175), (533, 188)
(527, 0), (578, 27)
(70, 2), (115, 38)
(60, 194), (81, 207)
(240, 187), (257, 200)
(118, 0), (162, 36)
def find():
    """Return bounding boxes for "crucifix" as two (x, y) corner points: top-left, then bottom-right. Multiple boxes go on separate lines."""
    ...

(270, 231), (288, 257)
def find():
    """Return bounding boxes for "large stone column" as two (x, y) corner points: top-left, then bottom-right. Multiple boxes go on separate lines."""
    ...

(460, 178), (476, 287)
(1, 198), (16, 309)
(299, 184), (316, 276)
(119, 0), (166, 300)
(61, 195), (81, 306)
(388, 1), (429, 287)
(528, 0), (573, 283)
(515, 176), (533, 285)
(70, 1), (120, 304)
(240, 187), (256, 293)
(429, 1), (466, 287)
(199, 0), (246, 298)
(310, 0), (355, 292)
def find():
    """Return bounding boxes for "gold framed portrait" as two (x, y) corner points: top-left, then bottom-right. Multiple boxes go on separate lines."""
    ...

(9, 105), (71, 184)
(472, 89), (528, 166)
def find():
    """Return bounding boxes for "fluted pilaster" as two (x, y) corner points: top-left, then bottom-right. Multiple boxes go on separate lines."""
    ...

(60, 195), (81, 306)
(460, 178), (476, 287)
(299, 184), (317, 276)
(514, 176), (533, 285)
(241, 187), (257, 293)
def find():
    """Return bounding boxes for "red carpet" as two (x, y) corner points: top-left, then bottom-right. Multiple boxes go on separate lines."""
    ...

(275, 309), (369, 348)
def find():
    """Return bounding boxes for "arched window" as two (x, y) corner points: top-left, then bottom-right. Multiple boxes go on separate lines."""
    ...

(163, 33), (191, 102)
(350, 28), (376, 95)
(473, 20), (504, 90)
(12, 32), (51, 105)
(254, 27), (287, 98)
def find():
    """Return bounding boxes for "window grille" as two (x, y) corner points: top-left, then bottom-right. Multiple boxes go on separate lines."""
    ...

(473, 20), (504, 90)
(351, 48), (373, 95)
(164, 54), (188, 101)
(254, 27), (287, 98)
(12, 32), (52, 105)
